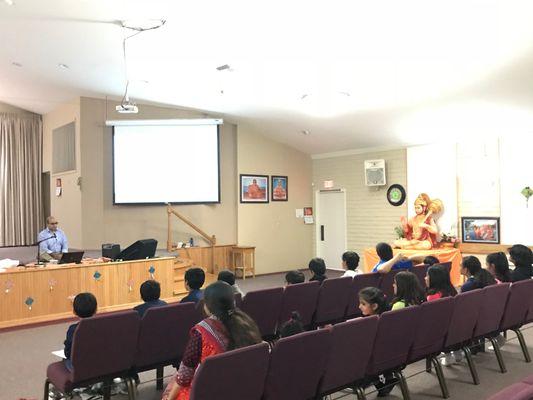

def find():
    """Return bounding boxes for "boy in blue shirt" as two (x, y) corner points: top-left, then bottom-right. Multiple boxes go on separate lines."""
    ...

(64, 292), (97, 370)
(134, 280), (167, 317)
(372, 242), (413, 273)
(180, 268), (205, 304)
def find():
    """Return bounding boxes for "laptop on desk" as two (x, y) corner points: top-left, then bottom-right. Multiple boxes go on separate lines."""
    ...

(59, 251), (85, 264)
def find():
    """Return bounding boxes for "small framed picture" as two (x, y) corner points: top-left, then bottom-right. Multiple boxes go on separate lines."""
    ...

(271, 176), (288, 201)
(240, 174), (269, 203)
(461, 217), (500, 244)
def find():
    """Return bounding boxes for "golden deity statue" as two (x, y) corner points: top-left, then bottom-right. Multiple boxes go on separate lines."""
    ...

(394, 193), (443, 250)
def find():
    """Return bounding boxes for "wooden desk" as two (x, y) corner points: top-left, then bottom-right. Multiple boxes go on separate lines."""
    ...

(232, 246), (256, 279)
(0, 257), (175, 329)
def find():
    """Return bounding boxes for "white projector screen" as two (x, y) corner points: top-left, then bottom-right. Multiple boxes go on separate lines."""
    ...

(113, 123), (220, 204)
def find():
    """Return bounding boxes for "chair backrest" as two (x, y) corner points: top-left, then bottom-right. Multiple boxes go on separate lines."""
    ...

(319, 316), (378, 395)
(241, 287), (284, 337)
(345, 273), (382, 318)
(71, 310), (140, 382)
(411, 264), (429, 288)
(500, 279), (533, 330)
(366, 306), (420, 376)
(379, 269), (403, 301)
(263, 329), (330, 400)
(444, 289), (484, 348)
(407, 297), (454, 363)
(314, 277), (353, 325)
(134, 302), (197, 369)
(473, 283), (510, 338)
(436, 262), (452, 273)
(278, 281), (320, 328)
(194, 299), (207, 323)
(189, 342), (270, 400)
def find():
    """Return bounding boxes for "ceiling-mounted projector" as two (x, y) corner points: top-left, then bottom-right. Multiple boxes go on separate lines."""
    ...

(116, 102), (139, 114)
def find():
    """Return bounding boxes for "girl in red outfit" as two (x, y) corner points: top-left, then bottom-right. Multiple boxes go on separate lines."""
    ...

(162, 281), (261, 400)
(425, 264), (457, 301)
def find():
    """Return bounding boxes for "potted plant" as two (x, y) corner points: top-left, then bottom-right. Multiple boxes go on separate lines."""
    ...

(440, 233), (460, 248)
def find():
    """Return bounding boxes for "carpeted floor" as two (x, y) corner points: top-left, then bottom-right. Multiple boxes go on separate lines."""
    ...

(1, 270), (532, 400)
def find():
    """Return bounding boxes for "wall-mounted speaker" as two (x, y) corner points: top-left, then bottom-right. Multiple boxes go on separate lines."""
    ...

(364, 159), (386, 186)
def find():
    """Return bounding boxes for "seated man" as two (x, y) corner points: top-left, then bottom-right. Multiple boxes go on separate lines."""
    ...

(134, 280), (167, 317)
(38, 216), (68, 260)
(180, 267), (205, 304)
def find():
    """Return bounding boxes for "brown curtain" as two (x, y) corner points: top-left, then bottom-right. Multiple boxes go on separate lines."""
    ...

(0, 112), (43, 246)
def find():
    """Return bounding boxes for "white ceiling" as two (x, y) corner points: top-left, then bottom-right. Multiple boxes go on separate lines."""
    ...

(2, 0), (533, 154)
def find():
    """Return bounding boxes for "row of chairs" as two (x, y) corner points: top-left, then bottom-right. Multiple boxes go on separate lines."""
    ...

(487, 373), (533, 400)
(239, 263), (448, 338)
(189, 279), (533, 400)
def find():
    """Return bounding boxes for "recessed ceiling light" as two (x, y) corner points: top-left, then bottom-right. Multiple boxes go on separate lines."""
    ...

(301, 130), (310, 136)
(4, 0), (14, 6)
(12, 62), (22, 67)
(58, 63), (69, 69)
(216, 64), (231, 71)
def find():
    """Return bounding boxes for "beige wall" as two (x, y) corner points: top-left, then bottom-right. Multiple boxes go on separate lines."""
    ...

(237, 126), (314, 274)
(42, 99), (82, 248)
(312, 149), (408, 261)
(78, 97), (238, 251)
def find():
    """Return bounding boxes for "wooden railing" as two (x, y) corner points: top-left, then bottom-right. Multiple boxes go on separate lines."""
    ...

(166, 203), (216, 268)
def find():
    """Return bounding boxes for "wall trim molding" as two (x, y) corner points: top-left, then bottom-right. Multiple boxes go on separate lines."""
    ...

(311, 144), (406, 159)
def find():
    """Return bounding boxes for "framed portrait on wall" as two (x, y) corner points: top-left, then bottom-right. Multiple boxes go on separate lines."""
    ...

(461, 217), (500, 244)
(240, 174), (269, 203)
(271, 175), (288, 201)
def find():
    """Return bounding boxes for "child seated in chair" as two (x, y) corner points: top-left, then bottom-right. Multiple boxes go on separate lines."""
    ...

(180, 268), (205, 304)
(134, 280), (167, 317)
(64, 292), (97, 370)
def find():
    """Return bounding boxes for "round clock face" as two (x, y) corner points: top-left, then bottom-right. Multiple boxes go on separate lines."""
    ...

(387, 184), (406, 206)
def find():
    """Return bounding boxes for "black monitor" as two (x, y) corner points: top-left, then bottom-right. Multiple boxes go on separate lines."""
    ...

(119, 239), (157, 261)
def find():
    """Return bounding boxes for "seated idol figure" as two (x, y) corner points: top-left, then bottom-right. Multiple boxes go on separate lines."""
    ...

(394, 193), (442, 250)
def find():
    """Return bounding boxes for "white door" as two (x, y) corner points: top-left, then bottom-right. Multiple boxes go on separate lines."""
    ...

(316, 190), (347, 268)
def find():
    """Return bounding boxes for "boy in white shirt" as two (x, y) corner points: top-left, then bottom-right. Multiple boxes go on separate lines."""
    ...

(341, 251), (362, 277)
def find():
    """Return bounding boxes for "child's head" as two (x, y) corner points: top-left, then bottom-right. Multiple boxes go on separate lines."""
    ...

(461, 256), (481, 276)
(342, 251), (360, 271)
(376, 242), (394, 262)
(508, 244), (533, 268)
(423, 256), (440, 266)
(279, 311), (305, 338)
(73, 292), (97, 318)
(217, 270), (236, 286)
(140, 280), (161, 302)
(486, 252), (511, 282)
(285, 270), (305, 285)
(393, 271), (425, 306)
(426, 265), (454, 296)
(308, 258), (326, 277)
(185, 268), (206, 291)
(358, 287), (389, 316)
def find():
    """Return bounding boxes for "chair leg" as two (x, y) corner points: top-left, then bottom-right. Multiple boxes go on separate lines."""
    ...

(489, 337), (507, 373)
(356, 387), (366, 400)
(426, 357), (432, 373)
(431, 356), (450, 398)
(513, 328), (531, 363)
(103, 378), (112, 400)
(395, 370), (411, 400)
(156, 366), (164, 390)
(43, 379), (51, 400)
(126, 377), (137, 400)
(463, 347), (480, 385)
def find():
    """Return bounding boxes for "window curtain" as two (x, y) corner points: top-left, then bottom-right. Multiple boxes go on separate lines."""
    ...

(0, 113), (43, 246)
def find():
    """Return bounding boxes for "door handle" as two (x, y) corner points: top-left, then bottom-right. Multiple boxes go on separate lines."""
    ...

(320, 225), (324, 241)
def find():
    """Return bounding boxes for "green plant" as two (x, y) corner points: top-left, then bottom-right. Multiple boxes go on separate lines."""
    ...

(394, 225), (405, 239)
(522, 186), (533, 208)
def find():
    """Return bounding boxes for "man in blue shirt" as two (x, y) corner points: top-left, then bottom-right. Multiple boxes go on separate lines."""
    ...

(37, 216), (68, 260)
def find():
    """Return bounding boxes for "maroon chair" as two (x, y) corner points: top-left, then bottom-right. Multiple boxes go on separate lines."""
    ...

(499, 279), (533, 363)
(407, 297), (454, 398)
(472, 283), (511, 373)
(345, 273), (381, 319)
(313, 276), (353, 326)
(189, 342), (270, 400)
(278, 281), (320, 329)
(44, 311), (140, 400)
(440, 289), (484, 385)
(436, 261), (452, 273)
(365, 306), (421, 399)
(133, 302), (197, 389)
(379, 269), (404, 301)
(411, 264), (429, 288)
(263, 329), (331, 400)
(241, 287), (284, 339)
(318, 316), (378, 399)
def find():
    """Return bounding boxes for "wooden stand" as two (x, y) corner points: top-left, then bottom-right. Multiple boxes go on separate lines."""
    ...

(232, 246), (256, 279)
